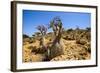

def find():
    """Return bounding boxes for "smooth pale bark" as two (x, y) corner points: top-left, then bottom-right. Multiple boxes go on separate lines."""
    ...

(49, 26), (65, 59)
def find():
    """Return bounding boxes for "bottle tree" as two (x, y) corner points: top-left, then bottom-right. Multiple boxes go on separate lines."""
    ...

(49, 16), (65, 60)
(36, 25), (47, 53)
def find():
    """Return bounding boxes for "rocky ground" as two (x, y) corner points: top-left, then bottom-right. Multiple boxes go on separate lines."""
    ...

(23, 28), (91, 62)
(22, 33), (91, 62)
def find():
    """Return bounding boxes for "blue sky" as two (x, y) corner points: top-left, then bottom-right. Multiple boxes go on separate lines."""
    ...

(23, 10), (91, 37)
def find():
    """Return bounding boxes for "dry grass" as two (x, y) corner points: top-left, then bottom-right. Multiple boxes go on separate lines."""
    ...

(23, 29), (91, 62)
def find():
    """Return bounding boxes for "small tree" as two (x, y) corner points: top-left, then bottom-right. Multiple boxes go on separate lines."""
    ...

(36, 25), (47, 53)
(37, 25), (47, 36)
(86, 27), (91, 31)
(23, 34), (29, 38)
(67, 28), (73, 33)
(32, 34), (35, 37)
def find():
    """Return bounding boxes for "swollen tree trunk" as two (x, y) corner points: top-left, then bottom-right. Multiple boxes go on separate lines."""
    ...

(49, 28), (64, 60)
(38, 36), (47, 54)
(40, 36), (45, 47)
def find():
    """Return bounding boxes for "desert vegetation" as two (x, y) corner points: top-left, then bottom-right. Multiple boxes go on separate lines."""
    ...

(23, 16), (91, 62)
